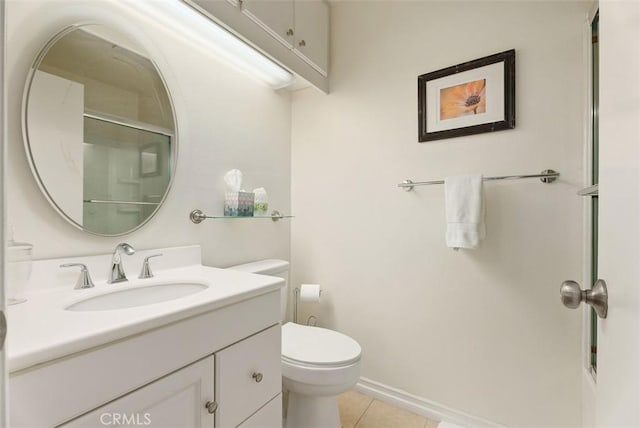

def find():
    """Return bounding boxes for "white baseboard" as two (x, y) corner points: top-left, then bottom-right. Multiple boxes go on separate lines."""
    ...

(354, 377), (505, 428)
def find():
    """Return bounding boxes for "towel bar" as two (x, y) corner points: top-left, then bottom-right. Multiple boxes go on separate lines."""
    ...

(398, 169), (559, 192)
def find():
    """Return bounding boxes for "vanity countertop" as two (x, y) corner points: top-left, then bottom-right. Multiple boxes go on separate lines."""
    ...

(6, 246), (283, 373)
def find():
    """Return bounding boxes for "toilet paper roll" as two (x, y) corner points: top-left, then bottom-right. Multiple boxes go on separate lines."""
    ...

(299, 284), (321, 302)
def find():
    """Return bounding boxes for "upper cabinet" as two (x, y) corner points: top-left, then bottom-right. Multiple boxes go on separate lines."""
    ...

(242, 0), (295, 49)
(292, 0), (329, 75)
(243, 0), (329, 75)
(185, 0), (330, 92)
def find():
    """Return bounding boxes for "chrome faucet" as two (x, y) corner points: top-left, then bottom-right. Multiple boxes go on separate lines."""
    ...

(108, 243), (135, 284)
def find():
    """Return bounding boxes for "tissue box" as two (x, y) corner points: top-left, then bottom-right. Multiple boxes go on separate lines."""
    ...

(224, 192), (254, 216)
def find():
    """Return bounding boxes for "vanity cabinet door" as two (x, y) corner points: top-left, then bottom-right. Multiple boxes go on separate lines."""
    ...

(216, 324), (281, 428)
(60, 356), (215, 428)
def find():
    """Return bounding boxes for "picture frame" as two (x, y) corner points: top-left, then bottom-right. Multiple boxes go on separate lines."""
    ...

(139, 142), (162, 177)
(418, 49), (515, 142)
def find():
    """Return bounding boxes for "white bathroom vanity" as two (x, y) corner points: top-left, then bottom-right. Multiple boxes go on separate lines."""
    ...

(7, 245), (283, 427)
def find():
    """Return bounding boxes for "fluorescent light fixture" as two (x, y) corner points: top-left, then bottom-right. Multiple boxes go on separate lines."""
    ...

(123, 0), (294, 88)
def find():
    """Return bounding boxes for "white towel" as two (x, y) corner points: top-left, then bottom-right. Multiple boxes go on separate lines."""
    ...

(445, 175), (486, 249)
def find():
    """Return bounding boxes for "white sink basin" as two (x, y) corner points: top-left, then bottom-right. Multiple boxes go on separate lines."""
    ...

(66, 282), (208, 311)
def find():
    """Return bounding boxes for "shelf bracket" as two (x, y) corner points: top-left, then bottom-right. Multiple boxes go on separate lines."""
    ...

(190, 209), (207, 224)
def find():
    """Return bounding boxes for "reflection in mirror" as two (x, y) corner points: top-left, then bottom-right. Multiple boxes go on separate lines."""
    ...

(24, 25), (176, 236)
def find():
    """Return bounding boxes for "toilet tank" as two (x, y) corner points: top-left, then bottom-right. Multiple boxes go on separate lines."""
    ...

(227, 259), (289, 322)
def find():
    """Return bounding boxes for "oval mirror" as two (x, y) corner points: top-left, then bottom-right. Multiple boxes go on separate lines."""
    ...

(23, 24), (177, 236)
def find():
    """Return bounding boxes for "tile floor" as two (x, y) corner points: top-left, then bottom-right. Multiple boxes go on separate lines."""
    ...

(338, 390), (440, 428)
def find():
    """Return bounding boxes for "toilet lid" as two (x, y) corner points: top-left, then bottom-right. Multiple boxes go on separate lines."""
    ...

(281, 322), (361, 367)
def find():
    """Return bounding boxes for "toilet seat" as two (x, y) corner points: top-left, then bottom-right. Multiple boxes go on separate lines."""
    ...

(281, 322), (361, 368)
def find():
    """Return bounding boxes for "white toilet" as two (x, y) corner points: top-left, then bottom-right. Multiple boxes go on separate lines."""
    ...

(228, 259), (362, 428)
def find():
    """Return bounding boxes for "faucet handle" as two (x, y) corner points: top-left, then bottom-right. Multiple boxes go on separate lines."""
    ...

(139, 254), (163, 279)
(60, 263), (95, 290)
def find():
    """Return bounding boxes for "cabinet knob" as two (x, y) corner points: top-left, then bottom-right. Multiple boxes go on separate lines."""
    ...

(205, 400), (218, 414)
(298, 39), (306, 47)
(286, 28), (294, 36)
(252, 372), (263, 383)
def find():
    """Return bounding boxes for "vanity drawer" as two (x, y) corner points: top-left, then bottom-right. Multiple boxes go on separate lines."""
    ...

(216, 324), (281, 428)
(238, 394), (282, 428)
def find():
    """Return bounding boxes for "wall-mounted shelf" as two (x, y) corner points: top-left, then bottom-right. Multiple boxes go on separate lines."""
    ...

(189, 209), (293, 223)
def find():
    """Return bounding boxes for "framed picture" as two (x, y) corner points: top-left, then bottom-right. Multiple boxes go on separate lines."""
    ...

(418, 49), (515, 142)
(139, 142), (162, 177)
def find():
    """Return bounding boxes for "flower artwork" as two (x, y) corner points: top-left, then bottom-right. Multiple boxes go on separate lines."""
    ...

(440, 79), (487, 120)
(418, 50), (515, 142)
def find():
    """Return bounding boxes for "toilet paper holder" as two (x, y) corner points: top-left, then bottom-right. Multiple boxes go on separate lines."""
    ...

(293, 285), (322, 325)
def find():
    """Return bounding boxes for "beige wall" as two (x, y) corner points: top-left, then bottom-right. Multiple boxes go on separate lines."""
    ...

(6, 0), (291, 267)
(291, 1), (589, 426)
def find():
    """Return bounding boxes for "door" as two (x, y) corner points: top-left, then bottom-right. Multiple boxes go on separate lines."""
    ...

(592, 1), (639, 425)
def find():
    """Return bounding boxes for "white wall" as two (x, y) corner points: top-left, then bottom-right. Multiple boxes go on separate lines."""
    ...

(6, 0), (291, 267)
(291, 1), (589, 426)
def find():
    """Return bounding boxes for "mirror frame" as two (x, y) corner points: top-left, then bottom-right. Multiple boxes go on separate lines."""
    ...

(21, 23), (179, 237)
